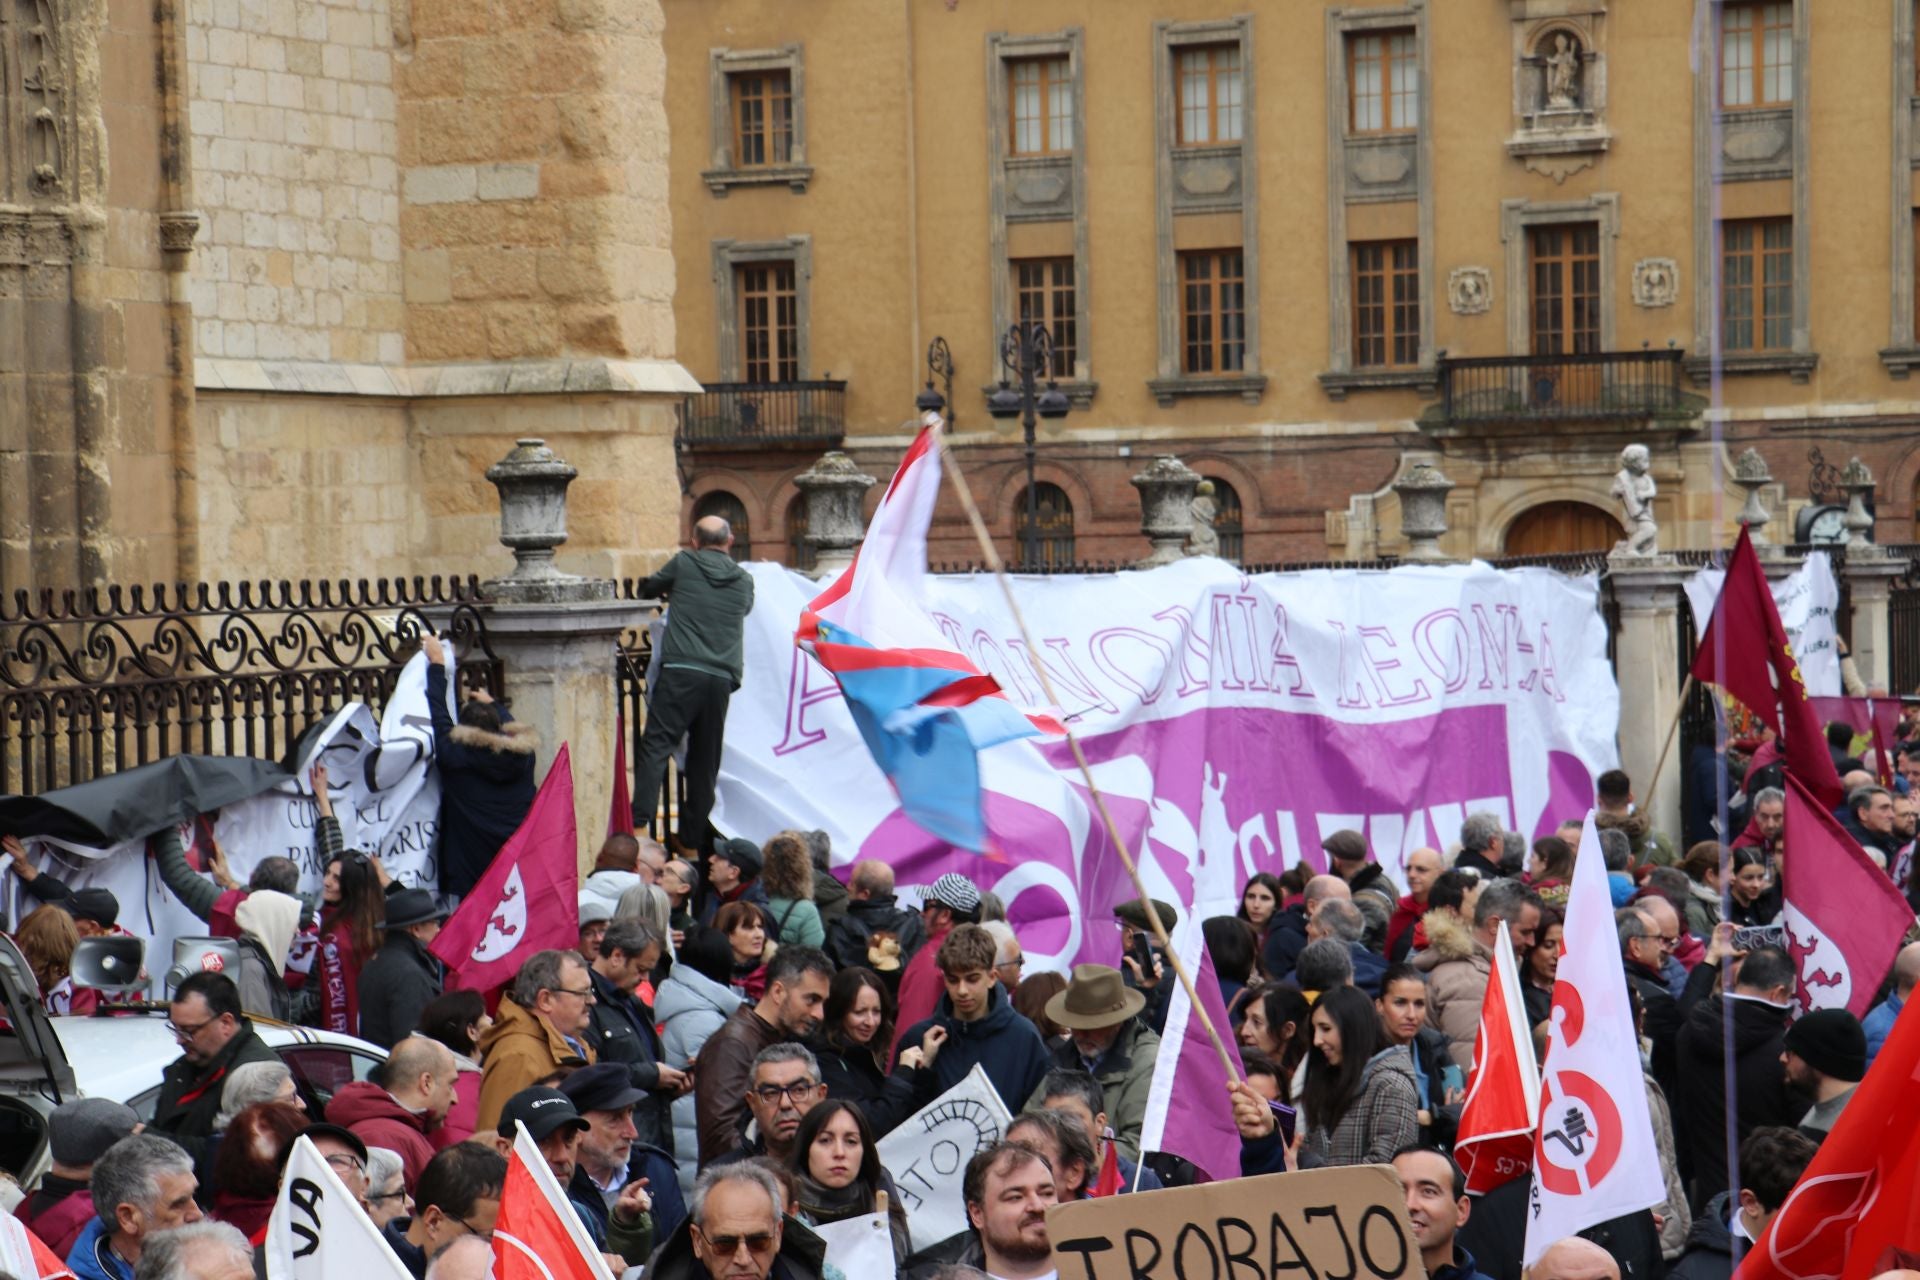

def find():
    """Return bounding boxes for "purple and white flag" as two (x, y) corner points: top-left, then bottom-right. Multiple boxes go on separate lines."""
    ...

(1137, 917), (1246, 1183)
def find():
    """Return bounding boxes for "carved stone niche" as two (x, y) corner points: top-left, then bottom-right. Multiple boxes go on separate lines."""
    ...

(1632, 258), (1678, 309)
(1448, 267), (1492, 316)
(1506, 15), (1611, 184)
(3, 0), (83, 206)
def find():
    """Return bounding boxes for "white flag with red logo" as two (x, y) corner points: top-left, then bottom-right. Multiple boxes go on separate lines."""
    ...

(1524, 811), (1664, 1266)
(431, 745), (579, 990)
(1454, 921), (1538, 1196)
(495, 1125), (614, 1280)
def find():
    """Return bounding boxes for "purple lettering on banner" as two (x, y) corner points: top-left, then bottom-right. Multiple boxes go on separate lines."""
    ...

(1267, 604), (1315, 698)
(774, 641), (840, 757)
(1413, 609), (1472, 694)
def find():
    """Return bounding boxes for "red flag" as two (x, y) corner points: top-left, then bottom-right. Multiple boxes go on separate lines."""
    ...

(0, 1211), (76, 1280)
(1736, 1000), (1920, 1280)
(431, 745), (580, 991)
(1454, 922), (1539, 1195)
(608, 713), (634, 837)
(495, 1126), (614, 1280)
(1689, 527), (1845, 808)
(1780, 773), (1914, 1017)
(1089, 1138), (1123, 1197)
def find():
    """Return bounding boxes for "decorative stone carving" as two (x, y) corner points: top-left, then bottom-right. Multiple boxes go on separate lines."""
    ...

(1350, 146), (1413, 187)
(483, 438), (608, 603)
(1722, 116), (1791, 165)
(158, 212), (201, 254)
(794, 451), (876, 577)
(1632, 258), (1678, 309)
(1730, 447), (1773, 541)
(1508, 22), (1609, 184)
(19, 0), (68, 198)
(1012, 170), (1069, 207)
(1187, 481), (1220, 559)
(1609, 443), (1659, 558)
(1840, 456), (1877, 549)
(1177, 159), (1237, 197)
(1544, 33), (1581, 110)
(1131, 455), (1201, 568)
(1393, 463), (1454, 563)
(1448, 267), (1492, 316)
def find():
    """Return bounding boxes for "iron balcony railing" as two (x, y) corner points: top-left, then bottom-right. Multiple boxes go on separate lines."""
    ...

(676, 379), (847, 449)
(1434, 349), (1693, 426)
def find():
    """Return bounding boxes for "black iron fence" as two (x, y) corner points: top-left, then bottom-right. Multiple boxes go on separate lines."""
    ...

(676, 380), (848, 450)
(1434, 349), (1690, 426)
(1890, 555), (1920, 697)
(613, 585), (686, 844)
(0, 578), (501, 796)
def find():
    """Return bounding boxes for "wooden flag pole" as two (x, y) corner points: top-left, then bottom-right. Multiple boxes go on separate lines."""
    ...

(929, 414), (1241, 1084)
(1645, 674), (1695, 812)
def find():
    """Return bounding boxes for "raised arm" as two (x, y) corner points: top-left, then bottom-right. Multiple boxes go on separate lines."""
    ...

(152, 827), (220, 923)
(0, 835), (72, 904)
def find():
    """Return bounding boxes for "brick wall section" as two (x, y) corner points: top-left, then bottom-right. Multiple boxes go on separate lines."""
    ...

(399, 0), (676, 362)
(185, 0), (404, 364)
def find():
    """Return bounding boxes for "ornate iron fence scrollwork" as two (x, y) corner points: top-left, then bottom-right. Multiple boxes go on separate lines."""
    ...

(0, 577), (502, 797)
(613, 583), (685, 842)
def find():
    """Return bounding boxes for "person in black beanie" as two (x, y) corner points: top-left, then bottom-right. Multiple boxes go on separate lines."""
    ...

(1781, 1008), (1866, 1139)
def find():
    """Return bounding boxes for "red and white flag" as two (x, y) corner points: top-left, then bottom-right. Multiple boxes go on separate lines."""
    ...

(495, 1124), (615, 1280)
(1781, 773), (1916, 1017)
(1455, 921), (1538, 1196)
(0, 1213), (73, 1280)
(1736, 999), (1920, 1280)
(432, 744), (579, 991)
(1524, 811), (1665, 1266)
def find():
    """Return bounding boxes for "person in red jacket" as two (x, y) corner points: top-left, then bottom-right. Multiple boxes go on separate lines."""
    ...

(16, 1098), (138, 1259)
(889, 873), (982, 1057)
(1385, 847), (1444, 963)
(326, 1036), (458, 1193)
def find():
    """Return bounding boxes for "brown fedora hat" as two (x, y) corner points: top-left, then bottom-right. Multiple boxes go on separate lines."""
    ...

(1045, 964), (1146, 1031)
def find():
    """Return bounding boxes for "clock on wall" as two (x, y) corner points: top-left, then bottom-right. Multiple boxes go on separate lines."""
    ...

(1795, 503), (1850, 545)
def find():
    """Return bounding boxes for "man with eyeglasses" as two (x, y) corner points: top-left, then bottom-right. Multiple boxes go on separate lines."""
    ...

(380, 1142), (507, 1280)
(148, 972), (278, 1189)
(709, 1045), (825, 1170)
(476, 949), (598, 1132)
(297, 1122), (373, 1209)
(646, 1163), (824, 1280)
(1618, 907), (1682, 1104)
(694, 946), (833, 1165)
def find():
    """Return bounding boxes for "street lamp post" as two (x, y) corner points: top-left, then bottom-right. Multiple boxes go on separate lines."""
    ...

(918, 336), (955, 434)
(985, 322), (1071, 567)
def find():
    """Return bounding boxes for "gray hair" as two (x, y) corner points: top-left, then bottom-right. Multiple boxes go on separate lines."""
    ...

(215, 1060), (293, 1132)
(1850, 785), (1892, 813)
(92, 1134), (194, 1224)
(1500, 831), (1526, 866)
(366, 1146), (406, 1199)
(511, 949), (583, 1008)
(1315, 899), (1364, 944)
(804, 830), (832, 870)
(1617, 909), (1653, 948)
(1460, 812), (1504, 855)
(980, 920), (1019, 967)
(1294, 938), (1354, 990)
(1597, 828), (1631, 872)
(750, 1042), (819, 1083)
(248, 856), (301, 896)
(1473, 878), (1543, 931)
(601, 919), (663, 961)
(1752, 787), (1785, 809)
(690, 1163), (782, 1230)
(977, 891), (1007, 924)
(613, 883), (673, 942)
(133, 1221), (252, 1280)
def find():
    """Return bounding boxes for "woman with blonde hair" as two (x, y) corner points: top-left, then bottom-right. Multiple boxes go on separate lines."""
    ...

(761, 830), (825, 947)
(15, 905), (92, 1016)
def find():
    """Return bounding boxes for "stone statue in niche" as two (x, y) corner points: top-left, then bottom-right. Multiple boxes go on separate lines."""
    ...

(1610, 443), (1659, 558)
(1544, 33), (1581, 111)
(1187, 481), (1220, 557)
(1632, 258), (1679, 309)
(1447, 267), (1492, 316)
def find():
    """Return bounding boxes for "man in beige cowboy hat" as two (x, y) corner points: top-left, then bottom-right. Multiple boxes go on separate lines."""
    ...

(1024, 964), (1161, 1163)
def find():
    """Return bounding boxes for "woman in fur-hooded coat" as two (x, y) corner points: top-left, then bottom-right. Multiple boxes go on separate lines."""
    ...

(426, 653), (539, 898)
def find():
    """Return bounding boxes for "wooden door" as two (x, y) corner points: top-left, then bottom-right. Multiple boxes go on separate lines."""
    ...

(1503, 501), (1621, 556)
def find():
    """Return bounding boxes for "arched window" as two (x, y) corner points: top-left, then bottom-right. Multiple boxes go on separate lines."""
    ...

(1013, 483), (1075, 567)
(786, 494), (814, 572)
(1204, 476), (1244, 562)
(693, 490), (751, 561)
(1502, 500), (1620, 556)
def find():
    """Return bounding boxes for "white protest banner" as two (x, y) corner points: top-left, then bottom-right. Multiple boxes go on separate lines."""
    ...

(811, 1211), (895, 1278)
(1045, 1164), (1423, 1280)
(1685, 550), (1841, 697)
(267, 1135), (413, 1280)
(717, 557), (1617, 968)
(877, 1063), (1014, 1251)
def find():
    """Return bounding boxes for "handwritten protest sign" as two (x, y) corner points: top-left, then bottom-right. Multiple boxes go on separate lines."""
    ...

(877, 1064), (1012, 1251)
(1046, 1165), (1426, 1280)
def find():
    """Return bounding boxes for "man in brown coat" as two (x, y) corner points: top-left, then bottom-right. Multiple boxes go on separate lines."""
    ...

(476, 949), (598, 1131)
(1412, 877), (1541, 1071)
(692, 945), (833, 1165)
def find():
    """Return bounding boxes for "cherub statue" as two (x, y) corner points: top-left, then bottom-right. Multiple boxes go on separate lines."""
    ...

(1188, 481), (1220, 558)
(1611, 444), (1659, 557)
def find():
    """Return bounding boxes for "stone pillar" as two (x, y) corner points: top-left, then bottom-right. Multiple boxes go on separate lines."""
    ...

(794, 453), (876, 577)
(1393, 463), (1455, 563)
(1131, 456), (1201, 567)
(1846, 553), (1907, 693)
(471, 440), (644, 869)
(1609, 559), (1693, 846)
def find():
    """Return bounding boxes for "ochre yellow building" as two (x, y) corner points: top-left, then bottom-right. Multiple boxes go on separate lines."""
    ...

(664, 0), (1920, 567)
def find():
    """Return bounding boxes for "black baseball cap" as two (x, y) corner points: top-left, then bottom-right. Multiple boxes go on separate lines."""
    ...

(498, 1087), (590, 1144)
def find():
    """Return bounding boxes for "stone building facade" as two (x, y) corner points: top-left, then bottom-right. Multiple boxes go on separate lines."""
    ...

(663, 0), (1920, 568)
(4, 0), (691, 597)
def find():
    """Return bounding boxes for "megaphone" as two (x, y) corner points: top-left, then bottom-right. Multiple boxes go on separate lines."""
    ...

(163, 937), (242, 999)
(71, 936), (146, 994)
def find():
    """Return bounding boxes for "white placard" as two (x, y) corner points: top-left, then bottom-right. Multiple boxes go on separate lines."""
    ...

(876, 1064), (1014, 1252)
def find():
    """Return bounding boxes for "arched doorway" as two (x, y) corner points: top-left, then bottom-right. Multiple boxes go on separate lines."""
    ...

(693, 490), (751, 561)
(1503, 501), (1621, 556)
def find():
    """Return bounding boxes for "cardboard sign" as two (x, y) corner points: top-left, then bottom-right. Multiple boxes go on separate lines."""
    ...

(876, 1063), (1013, 1251)
(1046, 1165), (1427, 1280)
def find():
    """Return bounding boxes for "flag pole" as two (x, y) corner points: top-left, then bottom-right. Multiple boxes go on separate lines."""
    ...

(1644, 673), (1694, 813)
(930, 415), (1242, 1084)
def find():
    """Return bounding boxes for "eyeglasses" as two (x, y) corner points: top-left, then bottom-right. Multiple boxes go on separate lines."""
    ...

(1656, 934), (1681, 949)
(553, 986), (596, 1000)
(367, 1189), (408, 1204)
(165, 1016), (216, 1042)
(697, 1228), (777, 1257)
(323, 1152), (366, 1178)
(454, 1216), (493, 1242)
(751, 1081), (821, 1105)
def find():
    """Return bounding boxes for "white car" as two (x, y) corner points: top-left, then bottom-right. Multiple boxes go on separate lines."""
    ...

(0, 937), (387, 1187)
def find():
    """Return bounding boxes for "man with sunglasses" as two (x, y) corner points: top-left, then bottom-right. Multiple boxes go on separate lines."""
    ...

(646, 1163), (825, 1280)
(149, 972), (278, 1189)
(380, 1143), (507, 1279)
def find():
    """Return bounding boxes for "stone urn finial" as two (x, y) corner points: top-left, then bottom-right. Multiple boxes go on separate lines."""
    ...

(794, 452), (876, 577)
(1393, 463), (1454, 562)
(483, 438), (607, 602)
(1731, 447), (1773, 542)
(1840, 456), (1877, 549)
(1131, 456), (1202, 567)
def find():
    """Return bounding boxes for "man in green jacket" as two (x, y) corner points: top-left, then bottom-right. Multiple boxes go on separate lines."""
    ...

(631, 515), (755, 855)
(1025, 964), (1161, 1164)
